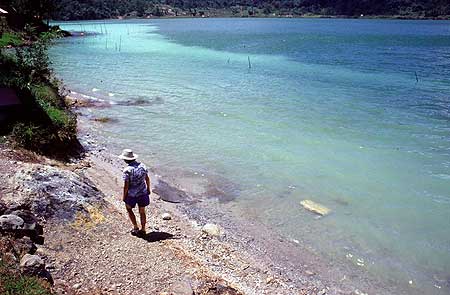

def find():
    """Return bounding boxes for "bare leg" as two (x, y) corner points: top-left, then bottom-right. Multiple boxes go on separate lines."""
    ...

(138, 206), (146, 232)
(126, 205), (138, 229)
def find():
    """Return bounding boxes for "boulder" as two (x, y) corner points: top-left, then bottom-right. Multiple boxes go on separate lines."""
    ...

(6, 163), (107, 220)
(0, 214), (24, 230)
(202, 223), (222, 237)
(20, 254), (45, 275)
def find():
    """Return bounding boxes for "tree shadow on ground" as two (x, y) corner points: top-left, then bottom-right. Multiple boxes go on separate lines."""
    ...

(139, 231), (174, 243)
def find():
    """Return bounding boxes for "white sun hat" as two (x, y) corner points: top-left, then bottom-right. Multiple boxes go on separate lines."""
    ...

(118, 149), (138, 160)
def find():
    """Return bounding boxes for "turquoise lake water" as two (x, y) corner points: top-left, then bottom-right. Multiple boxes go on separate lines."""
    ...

(49, 18), (450, 294)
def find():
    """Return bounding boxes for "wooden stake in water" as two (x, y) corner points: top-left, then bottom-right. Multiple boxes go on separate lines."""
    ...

(248, 56), (252, 69)
(119, 35), (122, 52)
(415, 71), (419, 83)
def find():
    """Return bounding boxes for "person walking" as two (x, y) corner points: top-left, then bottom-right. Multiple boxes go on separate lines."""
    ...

(119, 149), (151, 236)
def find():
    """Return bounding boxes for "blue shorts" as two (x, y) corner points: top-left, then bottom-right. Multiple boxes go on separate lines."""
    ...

(124, 194), (150, 208)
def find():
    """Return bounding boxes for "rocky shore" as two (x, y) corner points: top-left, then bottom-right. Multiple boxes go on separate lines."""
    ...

(0, 95), (398, 295)
(1, 132), (315, 294)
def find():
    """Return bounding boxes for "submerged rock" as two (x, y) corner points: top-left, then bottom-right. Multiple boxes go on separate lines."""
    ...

(153, 180), (193, 203)
(300, 199), (331, 216)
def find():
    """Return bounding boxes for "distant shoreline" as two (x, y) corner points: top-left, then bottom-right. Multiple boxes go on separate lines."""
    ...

(52, 14), (450, 22)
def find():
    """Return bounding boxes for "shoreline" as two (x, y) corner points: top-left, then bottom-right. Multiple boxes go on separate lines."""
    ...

(53, 14), (450, 22)
(67, 93), (411, 295)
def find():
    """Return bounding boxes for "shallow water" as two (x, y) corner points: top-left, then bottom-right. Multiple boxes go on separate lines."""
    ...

(50, 18), (450, 294)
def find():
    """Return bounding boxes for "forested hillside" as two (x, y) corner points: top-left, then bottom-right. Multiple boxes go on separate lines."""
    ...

(51, 0), (450, 20)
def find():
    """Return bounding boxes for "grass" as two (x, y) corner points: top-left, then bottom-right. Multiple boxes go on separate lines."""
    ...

(32, 85), (60, 107)
(0, 32), (23, 48)
(0, 261), (52, 295)
(30, 84), (76, 129)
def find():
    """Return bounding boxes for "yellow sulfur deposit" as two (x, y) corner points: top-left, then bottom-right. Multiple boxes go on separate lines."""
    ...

(300, 199), (331, 216)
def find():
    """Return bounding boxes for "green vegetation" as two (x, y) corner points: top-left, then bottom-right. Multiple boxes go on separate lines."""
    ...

(0, 10), (79, 157)
(0, 261), (52, 295)
(51, 0), (450, 20)
(0, 32), (23, 47)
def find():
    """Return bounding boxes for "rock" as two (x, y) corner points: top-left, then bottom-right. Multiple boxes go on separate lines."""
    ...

(6, 163), (107, 220)
(201, 223), (222, 237)
(300, 199), (331, 216)
(3, 252), (17, 264)
(7, 209), (37, 226)
(170, 280), (194, 295)
(20, 254), (45, 275)
(0, 202), (6, 215)
(13, 236), (37, 257)
(202, 283), (241, 295)
(5, 209), (44, 243)
(162, 213), (172, 220)
(305, 270), (315, 276)
(266, 276), (275, 284)
(153, 180), (193, 203)
(72, 283), (82, 289)
(0, 214), (24, 230)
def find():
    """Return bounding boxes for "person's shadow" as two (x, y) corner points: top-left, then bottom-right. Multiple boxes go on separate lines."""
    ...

(138, 231), (174, 242)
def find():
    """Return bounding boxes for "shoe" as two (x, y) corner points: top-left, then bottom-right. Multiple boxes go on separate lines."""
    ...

(130, 229), (139, 236)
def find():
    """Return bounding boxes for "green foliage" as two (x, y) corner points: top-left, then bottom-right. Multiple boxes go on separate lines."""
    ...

(11, 83), (78, 152)
(51, 0), (450, 20)
(0, 27), (79, 156)
(0, 261), (52, 295)
(0, 32), (23, 48)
